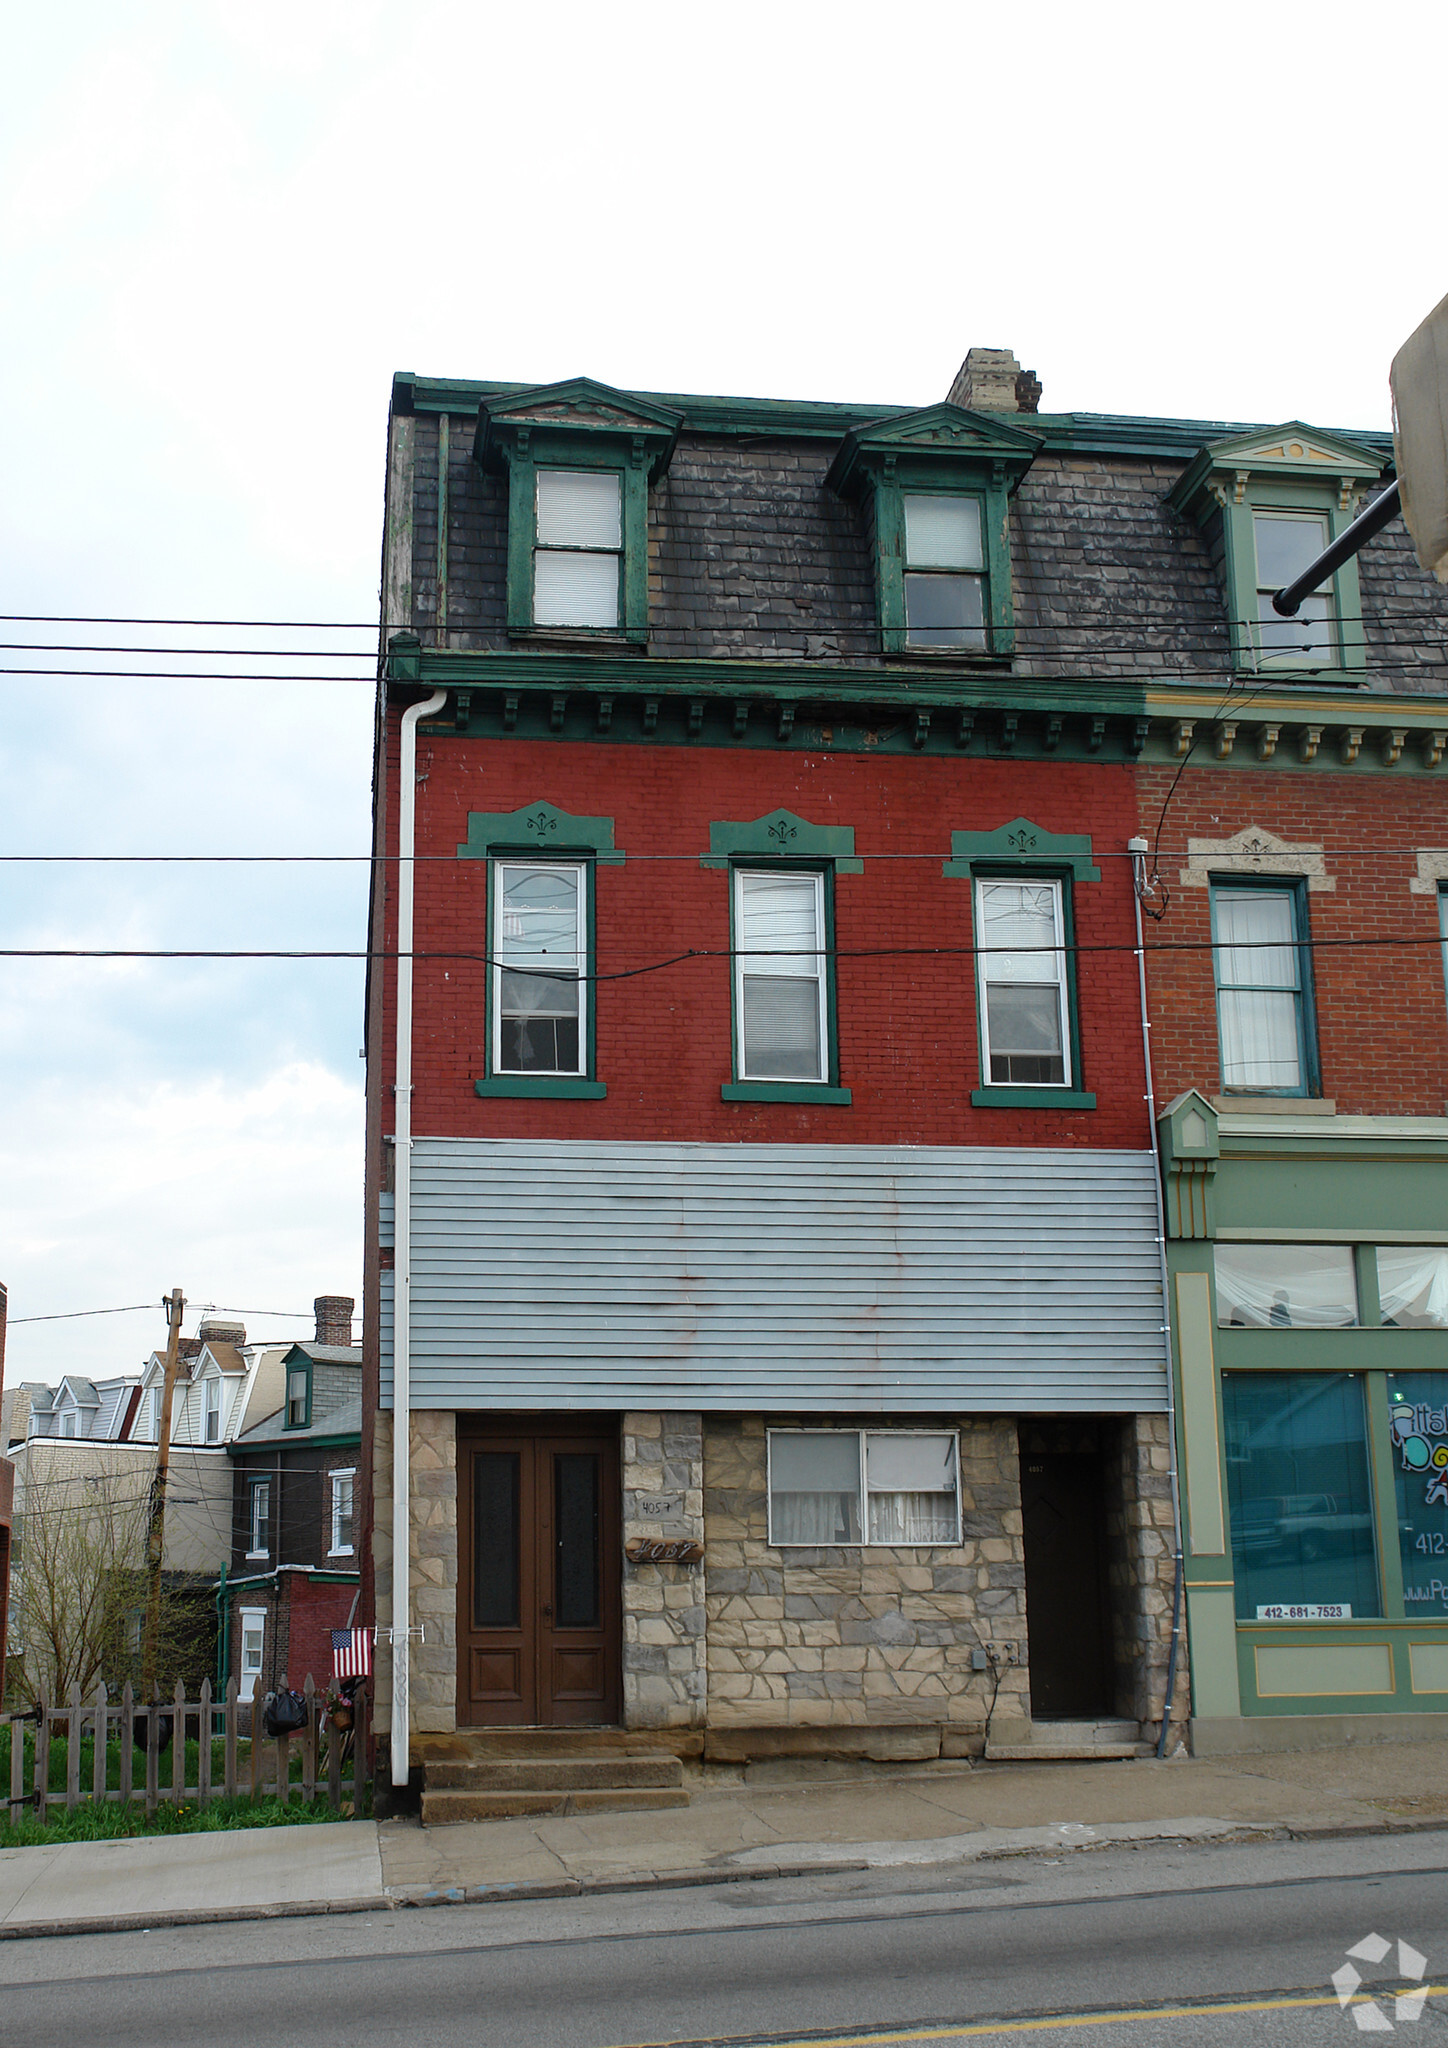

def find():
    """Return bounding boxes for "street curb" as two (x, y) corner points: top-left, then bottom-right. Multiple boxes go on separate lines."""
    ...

(388, 1857), (874, 1909)
(3, 1817), (1446, 1940)
(0, 1895), (396, 1942)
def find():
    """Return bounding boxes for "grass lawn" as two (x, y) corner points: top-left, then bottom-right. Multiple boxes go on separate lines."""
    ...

(0, 1723), (367, 1844)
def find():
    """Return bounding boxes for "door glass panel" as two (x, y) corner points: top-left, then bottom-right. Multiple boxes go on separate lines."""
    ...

(555, 1452), (600, 1628)
(472, 1451), (520, 1629)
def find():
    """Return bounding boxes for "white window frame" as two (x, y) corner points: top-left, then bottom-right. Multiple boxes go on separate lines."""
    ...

(60, 1408), (76, 1438)
(247, 1478), (271, 1559)
(490, 858), (589, 1078)
(902, 490), (988, 652)
(329, 1467), (356, 1557)
(203, 1376), (222, 1443)
(733, 867), (829, 1084)
(766, 1429), (963, 1549)
(238, 1606), (266, 1704)
(532, 466), (624, 631)
(1253, 509), (1336, 668)
(974, 876), (1072, 1089)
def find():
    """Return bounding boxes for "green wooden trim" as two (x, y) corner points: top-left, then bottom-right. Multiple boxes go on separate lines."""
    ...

(281, 1351), (312, 1431)
(702, 810), (863, 872)
(458, 802), (623, 863)
(1356, 1245), (1384, 1328)
(475, 837), (604, 1088)
(1209, 874), (1319, 1098)
(1366, 1371), (1407, 1620)
(721, 1082), (852, 1104)
(867, 470), (1016, 661)
(943, 819), (1100, 882)
(970, 1086), (1097, 1109)
(229, 1431), (364, 1456)
(505, 454), (535, 638)
(475, 1075), (607, 1099)
(725, 862), (843, 1089)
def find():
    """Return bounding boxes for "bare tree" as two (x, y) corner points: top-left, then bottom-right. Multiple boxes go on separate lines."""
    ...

(9, 1467), (202, 1701)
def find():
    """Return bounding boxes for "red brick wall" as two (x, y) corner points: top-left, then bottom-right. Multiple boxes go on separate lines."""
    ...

(378, 715), (1151, 1148)
(281, 1574), (358, 1695)
(1137, 766), (1448, 1114)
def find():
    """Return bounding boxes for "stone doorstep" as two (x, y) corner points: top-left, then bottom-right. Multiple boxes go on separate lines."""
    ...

(414, 1729), (705, 1760)
(983, 1743), (1153, 1762)
(420, 1786), (693, 1824)
(424, 1756), (684, 1793)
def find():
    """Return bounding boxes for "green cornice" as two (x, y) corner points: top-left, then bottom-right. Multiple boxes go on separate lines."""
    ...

(826, 404), (1041, 497)
(392, 373), (1394, 466)
(387, 652), (1448, 773)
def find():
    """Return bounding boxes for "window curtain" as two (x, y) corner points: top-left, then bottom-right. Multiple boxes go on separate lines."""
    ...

(1379, 1247), (1448, 1329)
(1215, 1244), (1357, 1328)
(865, 1434), (958, 1544)
(1214, 889), (1301, 1090)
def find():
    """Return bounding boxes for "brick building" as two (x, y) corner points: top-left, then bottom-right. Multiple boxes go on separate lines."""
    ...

(358, 349), (1254, 1802)
(225, 1297), (360, 1704)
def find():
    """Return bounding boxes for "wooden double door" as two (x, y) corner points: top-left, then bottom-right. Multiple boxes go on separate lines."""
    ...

(457, 1418), (621, 1726)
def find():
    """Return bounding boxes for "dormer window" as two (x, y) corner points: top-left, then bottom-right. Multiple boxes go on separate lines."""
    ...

(825, 403), (1038, 660)
(1168, 422), (1389, 682)
(474, 377), (681, 647)
(204, 1376), (222, 1443)
(285, 1359), (311, 1429)
(903, 494), (987, 649)
(533, 470), (622, 630)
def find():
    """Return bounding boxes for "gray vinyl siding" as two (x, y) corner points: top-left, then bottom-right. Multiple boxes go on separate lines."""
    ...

(379, 1139), (1167, 1414)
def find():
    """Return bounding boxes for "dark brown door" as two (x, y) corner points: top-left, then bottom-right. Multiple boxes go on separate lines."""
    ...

(458, 1421), (621, 1726)
(1020, 1451), (1112, 1718)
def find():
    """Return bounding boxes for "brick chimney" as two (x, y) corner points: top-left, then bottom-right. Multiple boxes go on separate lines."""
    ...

(946, 347), (1042, 414)
(314, 1295), (354, 1347)
(197, 1318), (245, 1347)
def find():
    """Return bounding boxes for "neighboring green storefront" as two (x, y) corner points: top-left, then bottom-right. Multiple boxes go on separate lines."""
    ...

(1161, 1093), (1448, 1751)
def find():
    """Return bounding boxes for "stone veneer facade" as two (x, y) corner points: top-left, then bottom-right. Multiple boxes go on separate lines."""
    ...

(373, 1407), (1181, 1750)
(703, 1416), (1031, 1745)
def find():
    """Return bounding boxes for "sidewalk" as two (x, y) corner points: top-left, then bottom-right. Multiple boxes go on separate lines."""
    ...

(3, 1737), (1448, 1938)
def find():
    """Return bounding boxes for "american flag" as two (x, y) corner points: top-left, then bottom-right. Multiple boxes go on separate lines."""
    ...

(331, 1627), (372, 1680)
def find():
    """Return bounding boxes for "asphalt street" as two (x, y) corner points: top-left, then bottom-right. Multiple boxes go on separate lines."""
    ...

(1, 1831), (1445, 2047)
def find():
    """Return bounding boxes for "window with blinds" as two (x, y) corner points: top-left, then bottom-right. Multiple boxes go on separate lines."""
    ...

(533, 469), (622, 630)
(975, 878), (1070, 1086)
(733, 869), (828, 1083)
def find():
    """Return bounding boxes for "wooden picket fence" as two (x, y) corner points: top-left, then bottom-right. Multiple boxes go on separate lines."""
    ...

(4, 1675), (369, 1822)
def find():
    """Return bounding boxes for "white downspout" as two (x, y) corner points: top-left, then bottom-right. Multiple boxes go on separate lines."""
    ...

(391, 685), (447, 1787)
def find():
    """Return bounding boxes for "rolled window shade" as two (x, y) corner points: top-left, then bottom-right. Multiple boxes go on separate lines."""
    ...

(536, 469), (621, 548)
(771, 1431), (860, 1493)
(866, 1433), (955, 1494)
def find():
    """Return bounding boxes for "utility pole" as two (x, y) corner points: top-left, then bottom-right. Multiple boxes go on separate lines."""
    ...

(142, 1288), (185, 1687)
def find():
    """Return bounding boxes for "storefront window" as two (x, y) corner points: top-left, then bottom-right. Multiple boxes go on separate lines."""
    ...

(1215, 1244), (1358, 1329)
(1379, 1249), (1448, 1329)
(1389, 1374), (1448, 1617)
(1222, 1371), (1380, 1619)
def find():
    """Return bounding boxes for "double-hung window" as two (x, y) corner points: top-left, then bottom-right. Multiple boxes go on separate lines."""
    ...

(1211, 881), (1315, 1095)
(285, 1360), (310, 1429)
(329, 1469), (356, 1557)
(203, 1377), (221, 1443)
(533, 469), (622, 631)
(492, 860), (587, 1076)
(248, 1479), (270, 1559)
(903, 493), (987, 650)
(239, 1607), (266, 1703)
(975, 878), (1070, 1086)
(1253, 512), (1334, 666)
(733, 869), (828, 1084)
(768, 1430), (962, 1547)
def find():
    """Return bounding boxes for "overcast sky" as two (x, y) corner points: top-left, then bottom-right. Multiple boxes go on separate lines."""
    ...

(1, 0), (1441, 1383)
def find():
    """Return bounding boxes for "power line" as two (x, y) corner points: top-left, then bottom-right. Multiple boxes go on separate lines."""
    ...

(2, 936), (1448, 969)
(8, 1304), (162, 1326)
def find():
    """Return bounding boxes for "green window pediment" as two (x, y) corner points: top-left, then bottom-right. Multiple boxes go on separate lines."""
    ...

(702, 810), (863, 872)
(942, 818), (1100, 882)
(458, 800), (624, 863)
(472, 379), (681, 647)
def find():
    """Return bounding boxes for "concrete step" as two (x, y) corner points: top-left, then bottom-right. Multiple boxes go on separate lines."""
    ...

(984, 1741), (1151, 1762)
(421, 1785), (692, 1824)
(424, 1754), (684, 1793)
(416, 1728), (691, 1759)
